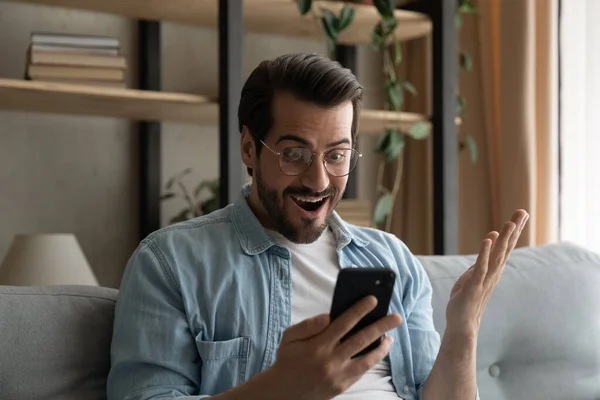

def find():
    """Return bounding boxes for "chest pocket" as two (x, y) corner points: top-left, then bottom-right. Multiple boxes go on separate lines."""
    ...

(195, 334), (251, 395)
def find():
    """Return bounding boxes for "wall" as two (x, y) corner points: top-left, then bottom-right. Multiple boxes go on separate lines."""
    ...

(0, 2), (383, 288)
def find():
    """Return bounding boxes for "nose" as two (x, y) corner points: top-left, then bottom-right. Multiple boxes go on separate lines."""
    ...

(301, 156), (330, 193)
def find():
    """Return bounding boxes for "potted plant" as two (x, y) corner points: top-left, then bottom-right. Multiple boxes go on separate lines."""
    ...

(161, 168), (220, 224)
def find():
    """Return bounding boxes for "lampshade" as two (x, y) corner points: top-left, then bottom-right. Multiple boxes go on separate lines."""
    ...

(0, 234), (98, 286)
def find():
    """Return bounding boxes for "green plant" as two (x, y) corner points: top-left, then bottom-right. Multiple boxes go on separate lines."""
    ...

(298, 0), (429, 231)
(456, 0), (478, 163)
(161, 168), (220, 224)
(297, 0), (478, 231)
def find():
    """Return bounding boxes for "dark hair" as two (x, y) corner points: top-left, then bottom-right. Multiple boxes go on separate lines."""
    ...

(238, 52), (363, 176)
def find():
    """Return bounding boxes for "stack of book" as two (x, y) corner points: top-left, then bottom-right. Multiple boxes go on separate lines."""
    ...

(25, 32), (127, 88)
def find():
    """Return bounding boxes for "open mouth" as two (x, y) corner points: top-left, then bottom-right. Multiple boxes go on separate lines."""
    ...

(291, 195), (328, 213)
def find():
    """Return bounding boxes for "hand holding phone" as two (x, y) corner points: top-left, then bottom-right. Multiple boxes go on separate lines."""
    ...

(329, 267), (397, 358)
(265, 281), (401, 400)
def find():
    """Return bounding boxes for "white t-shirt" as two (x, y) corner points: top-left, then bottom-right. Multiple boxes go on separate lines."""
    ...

(268, 228), (402, 399)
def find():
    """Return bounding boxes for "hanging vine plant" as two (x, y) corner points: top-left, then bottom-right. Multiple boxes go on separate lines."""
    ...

(297, 0), (477, 231)
(456, 0), (478, 163)
(297, 0), (428, 231)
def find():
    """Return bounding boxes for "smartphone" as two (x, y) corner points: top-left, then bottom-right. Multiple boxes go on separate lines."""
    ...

(329, 267), (397, 358)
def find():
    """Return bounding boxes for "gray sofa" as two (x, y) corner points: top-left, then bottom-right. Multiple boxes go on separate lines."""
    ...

(1, 241), (599, 400)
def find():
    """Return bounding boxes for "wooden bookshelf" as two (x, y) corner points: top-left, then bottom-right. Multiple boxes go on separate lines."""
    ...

(6, 0), (432, 45)
(0, 79), (218, 124)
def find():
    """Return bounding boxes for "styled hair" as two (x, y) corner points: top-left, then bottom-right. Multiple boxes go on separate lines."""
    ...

(238, 52), (363, 176)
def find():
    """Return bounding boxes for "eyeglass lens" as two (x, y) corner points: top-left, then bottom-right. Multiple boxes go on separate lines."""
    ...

(279, 147), (359, 177)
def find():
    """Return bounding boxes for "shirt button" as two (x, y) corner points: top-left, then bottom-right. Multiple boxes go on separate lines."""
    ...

(403, 385), (409, 394)
(489, 364), (501, 377)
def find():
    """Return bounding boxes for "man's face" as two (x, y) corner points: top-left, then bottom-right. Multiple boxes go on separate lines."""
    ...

(244, 92), (354, 244)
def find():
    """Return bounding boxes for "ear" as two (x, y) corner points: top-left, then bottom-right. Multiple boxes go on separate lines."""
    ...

(240, 126), (255, 170)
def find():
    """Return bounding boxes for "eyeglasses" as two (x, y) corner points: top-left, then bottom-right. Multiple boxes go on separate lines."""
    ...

(259, 139), (362, 177)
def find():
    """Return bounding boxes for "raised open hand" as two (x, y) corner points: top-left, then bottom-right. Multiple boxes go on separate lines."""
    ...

(445, 209), (529, 336)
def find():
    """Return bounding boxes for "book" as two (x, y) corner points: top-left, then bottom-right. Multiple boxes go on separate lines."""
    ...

(30, 49), (127, 70)
(31, 43), (119, 56)
(31, 32), (120, 49)
(36, 79), (126, 88)
(27, 65), (125, 81)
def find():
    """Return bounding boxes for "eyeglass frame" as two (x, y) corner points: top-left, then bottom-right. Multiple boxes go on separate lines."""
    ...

(256, 137), (363, 177)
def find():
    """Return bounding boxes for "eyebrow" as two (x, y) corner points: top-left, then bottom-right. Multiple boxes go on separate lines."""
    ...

(275, 134), (351, 148)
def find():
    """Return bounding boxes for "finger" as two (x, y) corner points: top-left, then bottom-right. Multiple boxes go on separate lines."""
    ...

(474, 237), (493, 284)
(336, 313), (402, 360)
(322, 296), (378, 344)
(487, 221), (516, 278)
(345, 335), (394, 377)
(504, 211), (529, 260)
(281, 313), (330, 344)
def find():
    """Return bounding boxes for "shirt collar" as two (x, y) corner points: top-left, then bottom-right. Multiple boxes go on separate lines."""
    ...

(231, 184), (369, 255)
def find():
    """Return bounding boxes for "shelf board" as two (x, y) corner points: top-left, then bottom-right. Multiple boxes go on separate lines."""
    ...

(359, 109), (429, 135)
(0, 79), (218, 124)
(6, 0), (432, 45)
(0, 79), (441, 136)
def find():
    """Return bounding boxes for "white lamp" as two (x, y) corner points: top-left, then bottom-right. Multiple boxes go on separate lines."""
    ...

(0, 234), (98, 286)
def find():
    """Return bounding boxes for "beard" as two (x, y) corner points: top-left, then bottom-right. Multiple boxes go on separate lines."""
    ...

(254, 167), (339, 244)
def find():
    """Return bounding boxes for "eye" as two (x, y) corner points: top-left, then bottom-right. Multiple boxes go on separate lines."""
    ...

(326, 151), (347, 163)
(281, 148), (306, 162)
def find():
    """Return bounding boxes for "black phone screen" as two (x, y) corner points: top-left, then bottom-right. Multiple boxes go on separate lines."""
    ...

(329, 267), (396, 358)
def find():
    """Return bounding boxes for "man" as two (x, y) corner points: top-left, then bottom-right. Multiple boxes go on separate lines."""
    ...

(107, 53), (528, 400)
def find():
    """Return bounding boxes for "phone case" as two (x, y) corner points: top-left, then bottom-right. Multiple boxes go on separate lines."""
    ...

(329, 267), (396, 358)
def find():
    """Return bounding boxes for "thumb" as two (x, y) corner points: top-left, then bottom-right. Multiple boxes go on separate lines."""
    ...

(281, 313), (330, 344)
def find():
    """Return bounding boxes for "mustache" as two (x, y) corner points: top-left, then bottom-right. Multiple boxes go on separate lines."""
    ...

(284, 186), (337, 198)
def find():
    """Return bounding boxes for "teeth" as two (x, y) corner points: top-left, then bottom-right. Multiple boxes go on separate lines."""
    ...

(292, 196), (326, 203)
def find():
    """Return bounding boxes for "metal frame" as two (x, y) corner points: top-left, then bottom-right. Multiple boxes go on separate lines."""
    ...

(138, 20), (161, 241)
(335, 44), (359, 199)
(218, 0), (244, 207)
(401, 0), (458, 255)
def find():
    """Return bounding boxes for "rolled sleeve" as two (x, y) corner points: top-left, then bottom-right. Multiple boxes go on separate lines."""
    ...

(403, 252), (441, 395)
(107, 240), (208, 400)
(406, 252), (480, 400)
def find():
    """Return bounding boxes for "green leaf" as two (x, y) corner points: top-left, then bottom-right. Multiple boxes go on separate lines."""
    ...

(165, 177), (176, 190)
(382, 15), (398, 33)
(161, 193), (176, 200)
(455, 11), (463, 29)
(374, 129), (394, 153)
(393, 37), (402, 65)
(385, 130), (405, 162)
(403, 80), (417, 95)
(386, 80), (403, 110)
(458, 0), (478, 14)
(297, 0), (312, 15)
(371, 23), (384, 50)
(466, 134), (478, 163)
(374, 193), (394, 226)
(374, 0), (395, 18)
(460, 51), (473, 72)
(179, 168), (192, 177)
(337, 5), (355, 31)
(321, 10), (339, 48)
(408, 121), (430, 139)
(457, 95), (467, 116)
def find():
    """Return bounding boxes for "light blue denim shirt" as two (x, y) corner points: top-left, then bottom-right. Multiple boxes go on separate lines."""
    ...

(107, 188), (442, 400)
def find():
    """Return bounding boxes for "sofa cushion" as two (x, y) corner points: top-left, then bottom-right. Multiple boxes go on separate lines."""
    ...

(0, 284), (118, 400)
(418, 242), (600, 400)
